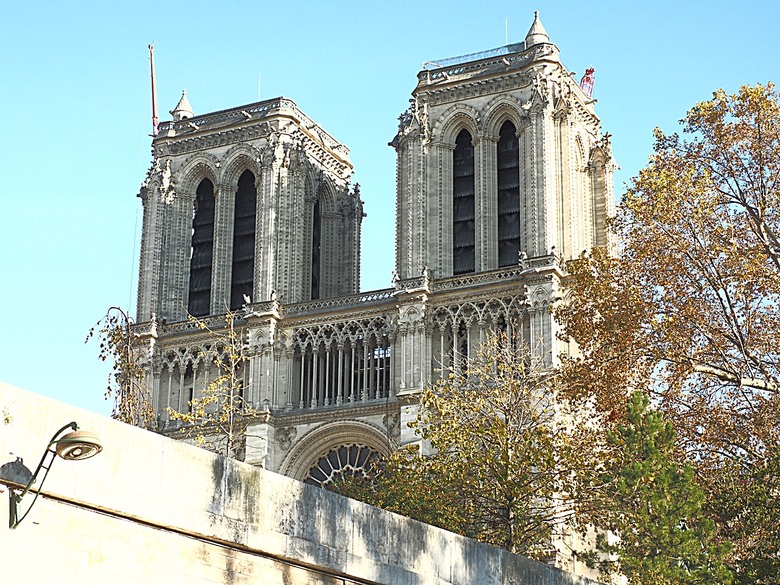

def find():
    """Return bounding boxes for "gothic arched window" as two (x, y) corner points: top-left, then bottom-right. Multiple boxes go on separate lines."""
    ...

(453, 129), (475, 274)
(230, 170), (257, 310)
(497, 120), (520, 267)
(311, 199), (322, 300)
(188, 178), (215, 317)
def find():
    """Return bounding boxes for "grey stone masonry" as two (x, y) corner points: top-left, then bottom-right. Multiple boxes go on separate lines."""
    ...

(137, 97), (362, 323)
(392, 20), (616, 280)
(131, 13), (616, 580)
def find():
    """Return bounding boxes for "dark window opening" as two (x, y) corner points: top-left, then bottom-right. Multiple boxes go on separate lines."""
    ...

(453, 129), (475, 274)
(230, 170), (257, 310)
(311, 200), (321, 300)
(184, 363), (195, 413)
(497, 121), (520, 267)
(188, 179), (215, 316)
(293, 335), (391, 409)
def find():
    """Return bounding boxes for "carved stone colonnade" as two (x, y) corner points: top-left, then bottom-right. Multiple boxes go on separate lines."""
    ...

(137, 253), (565, 477)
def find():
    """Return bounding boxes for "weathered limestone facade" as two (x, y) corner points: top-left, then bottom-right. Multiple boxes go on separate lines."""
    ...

(137, 96), (362, 323)
(134, 14), (616, 564)
(393, 15), (615, 279)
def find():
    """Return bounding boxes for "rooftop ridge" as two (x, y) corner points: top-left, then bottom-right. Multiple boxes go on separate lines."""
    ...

(422, 42), (525, 71)
(156, 96), (350, 157)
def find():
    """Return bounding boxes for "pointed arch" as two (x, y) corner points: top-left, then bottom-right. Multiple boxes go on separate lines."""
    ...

(188, 178), (215, 316)
(453, 128), (475, 274)
(310, 180), (339, 300)
(497, 120), (521, 266)
(315, 179), (337, 213)
(482, 95), (525, 138)
(177, 154), (219, 198)
(230, 169), (257, 310)
(221, 144), (262, 189)
(432, 104), (480, 146)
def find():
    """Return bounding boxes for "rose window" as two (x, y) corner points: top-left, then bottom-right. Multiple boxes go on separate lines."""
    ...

(304, 443), (380, 488)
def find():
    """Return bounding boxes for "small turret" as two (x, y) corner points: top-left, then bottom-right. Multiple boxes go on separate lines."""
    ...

(170, 89), (194, 121)
(525, 11), (550, 48)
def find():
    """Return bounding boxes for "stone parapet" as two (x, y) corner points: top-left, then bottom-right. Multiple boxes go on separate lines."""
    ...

(0, 382), (600, 584)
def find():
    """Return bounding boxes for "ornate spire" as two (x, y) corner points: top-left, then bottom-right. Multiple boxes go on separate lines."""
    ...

(525, 11), (550, 48)
(170, 89), (194, 121)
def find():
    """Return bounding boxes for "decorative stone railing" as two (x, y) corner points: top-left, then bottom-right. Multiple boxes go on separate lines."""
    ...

(282, 289), (396, 317)
(431, 254), (562, 292)
(157, 98), (350, 158)
(422, 42), (525, 71)
(143, 255), (560, 338)
(155, 313), (246, 337)
(417, 43), (556, 86)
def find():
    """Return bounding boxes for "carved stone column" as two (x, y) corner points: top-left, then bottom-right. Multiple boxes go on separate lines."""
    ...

(394, 287), (430, 395)
(526, 88), (552, 258)
(211, 181), (234, 312)
(244, 301), (282, 408)
(433, 141), (455, 277)
(137, 183), (160, 321)
(165, 193), (195, 321)
(394, 130), (425, 279)
(475, 133), (498, 272)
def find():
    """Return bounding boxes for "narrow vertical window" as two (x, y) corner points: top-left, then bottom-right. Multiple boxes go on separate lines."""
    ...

(311, 199), (321, 299)
(453, 129), (475, 274)
(188, 179), (215, 316)
(497, 121), (520, 267)
(230, 170), (257, 310)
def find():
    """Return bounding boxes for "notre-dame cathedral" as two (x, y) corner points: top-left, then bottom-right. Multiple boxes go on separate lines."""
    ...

(134, 12), (615, 489)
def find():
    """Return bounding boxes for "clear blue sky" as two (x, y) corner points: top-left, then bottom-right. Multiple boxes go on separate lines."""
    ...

(1, 0), (778, 416)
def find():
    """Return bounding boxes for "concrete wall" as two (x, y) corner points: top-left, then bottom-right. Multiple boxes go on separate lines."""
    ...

(0, 382), (600, 584)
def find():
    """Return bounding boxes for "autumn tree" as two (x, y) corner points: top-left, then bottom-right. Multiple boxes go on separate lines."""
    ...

(87, 306), (153, 427)
(333, 446), (465, 532)
(585, 392), (732, 585)
(337, 331), (604, 559)
(167, 311), (257, 459)
(555, 83), (780, 577)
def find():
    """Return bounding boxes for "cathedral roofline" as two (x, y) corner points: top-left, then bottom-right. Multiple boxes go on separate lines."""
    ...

(155, 96), (350, 161)
(414, 38), (560, 93)
(415, 12), (560, 93)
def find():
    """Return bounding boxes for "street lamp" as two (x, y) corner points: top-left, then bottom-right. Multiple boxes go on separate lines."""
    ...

(0, 421), (103, 529)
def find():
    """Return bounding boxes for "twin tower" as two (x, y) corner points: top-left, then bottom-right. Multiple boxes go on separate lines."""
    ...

(134, 14), (615, 496)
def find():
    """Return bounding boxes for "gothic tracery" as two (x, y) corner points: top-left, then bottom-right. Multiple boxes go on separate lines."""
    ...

(134, 16), (615, 499)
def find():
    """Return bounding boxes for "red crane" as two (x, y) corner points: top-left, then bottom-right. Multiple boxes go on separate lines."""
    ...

(580, 66), (595, 98)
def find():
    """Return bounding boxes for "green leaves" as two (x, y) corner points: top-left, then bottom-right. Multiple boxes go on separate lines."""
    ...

(336, 332), (604, 559)
(167, 311), (255, 460)
(588, 392), (733, 585)
(557, 84), (780, 583)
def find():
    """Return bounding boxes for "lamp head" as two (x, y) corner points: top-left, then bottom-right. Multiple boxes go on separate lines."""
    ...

(54, 430), (103, 461)
(4, 422), (104, 529)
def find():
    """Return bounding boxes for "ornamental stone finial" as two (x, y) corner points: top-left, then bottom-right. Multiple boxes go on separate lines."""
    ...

(525, 11), (550, 48)
(170, 89), (194, 121)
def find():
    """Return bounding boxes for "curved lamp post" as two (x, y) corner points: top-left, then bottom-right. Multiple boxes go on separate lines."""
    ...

(3, 422), (103, 529)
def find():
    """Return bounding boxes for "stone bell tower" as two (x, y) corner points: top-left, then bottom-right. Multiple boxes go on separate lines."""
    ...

(136, 95), (363, 324)
(392, 11), (615, 281)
